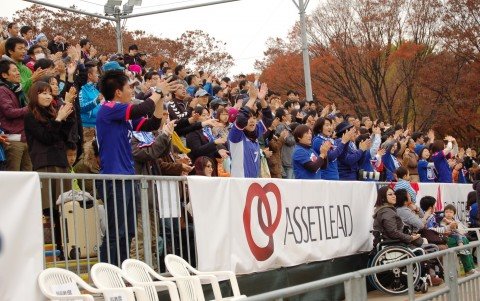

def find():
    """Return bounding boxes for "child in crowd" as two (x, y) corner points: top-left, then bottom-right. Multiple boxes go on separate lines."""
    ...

(441, 205), (470, 250)
(442, 204), (477, 274)
(66, 143), (81, 191)
(394, 166), (417, 203)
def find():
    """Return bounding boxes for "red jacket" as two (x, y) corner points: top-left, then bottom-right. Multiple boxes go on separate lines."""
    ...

(0, 85), (29, 142)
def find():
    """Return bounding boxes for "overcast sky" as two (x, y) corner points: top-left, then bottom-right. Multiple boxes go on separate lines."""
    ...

(2, 0), (317, 76)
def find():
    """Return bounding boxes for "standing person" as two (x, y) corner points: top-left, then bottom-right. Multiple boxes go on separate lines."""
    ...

(79, 62), (102, 149)
(0, 59), (32, 171)
(335, 121), (370, 181)
(96, 70), (172, 266)
(292, 124), (330, 180)
(20, 26), (34, 49)
(417, 147), (436, 183)
(312, 117), (354, 180)
(403, 138), (420, 182)
(228, 83), (273, 178)
(274, 107), (295, 179)
(24, 81), (76, 257)
(185, 106), (228, 170)
(431, 137), (457, 183)
(3, 37), (46, 93)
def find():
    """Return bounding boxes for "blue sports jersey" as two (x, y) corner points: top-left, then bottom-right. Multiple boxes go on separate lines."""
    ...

(293, 144), (322, 180)
(96, 101), (148, 175)
(228, 122), (266, 178)
(431, 151), (452, 183)
(311, 135), (346, 180)
(418, 159), (435, 183)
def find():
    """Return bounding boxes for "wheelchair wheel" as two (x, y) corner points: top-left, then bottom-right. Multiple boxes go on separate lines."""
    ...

(370, 246), (421, 295)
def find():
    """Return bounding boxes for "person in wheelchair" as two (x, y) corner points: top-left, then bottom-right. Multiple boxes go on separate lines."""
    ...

(373, 186), (423, 248)
(370, 186), (443, 294)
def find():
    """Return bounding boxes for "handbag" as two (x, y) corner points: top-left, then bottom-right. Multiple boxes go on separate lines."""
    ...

(260, 155), (271, 178)
(418, 228), (447, 245)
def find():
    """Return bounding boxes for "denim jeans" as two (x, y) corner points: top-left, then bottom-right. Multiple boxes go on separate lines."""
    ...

(98, 180), (136, 266)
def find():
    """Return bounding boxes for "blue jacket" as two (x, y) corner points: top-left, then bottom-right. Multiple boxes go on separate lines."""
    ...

(79, 82), (101, 128)
(312, 135), (346, 180)
(186, 82), (213, 97)
(382, 153), (400, 182)
(337, 139), (366, 181)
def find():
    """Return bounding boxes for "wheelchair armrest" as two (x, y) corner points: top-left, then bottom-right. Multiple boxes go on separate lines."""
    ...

(377, 239), (403, 250)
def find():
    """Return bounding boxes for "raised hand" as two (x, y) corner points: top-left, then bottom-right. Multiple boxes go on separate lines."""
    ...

(359, 138), (371, 151)
(203, 119), (222, 128)
(64, 86), (77, 104)
(31, 67), (48, 82)
(162, 120), (176, 137)
(55, 103), (74, 122)
(214, 136), (227, 145)
(218, 149), (229, 159)
(263, 147), (272, 158)
(258, 83), (268, 100)
(377, 148), (387, 156)
(320, 140), (332, 157)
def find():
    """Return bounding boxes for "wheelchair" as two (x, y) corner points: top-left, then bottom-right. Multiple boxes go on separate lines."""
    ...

(367, 230), (443, 295)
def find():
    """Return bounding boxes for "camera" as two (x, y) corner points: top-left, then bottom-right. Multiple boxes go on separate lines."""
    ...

(358, 169), (380, 181)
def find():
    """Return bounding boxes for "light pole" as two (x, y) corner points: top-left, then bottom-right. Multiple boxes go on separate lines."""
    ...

(23, 0), (241, 55)
(292, 0), (313, 101)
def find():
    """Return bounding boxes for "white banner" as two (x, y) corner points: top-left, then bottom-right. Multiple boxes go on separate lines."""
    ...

(0, 172), (43, 300)
(188, 177), (376, 274)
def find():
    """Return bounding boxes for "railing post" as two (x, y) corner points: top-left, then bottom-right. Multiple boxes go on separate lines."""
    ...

(344, 274), (367, 301)
(140, 178), (153, 266)
(445, 251), (459, 301)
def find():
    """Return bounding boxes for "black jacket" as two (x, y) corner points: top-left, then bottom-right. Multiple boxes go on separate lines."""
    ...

(24, 110), (74, 170)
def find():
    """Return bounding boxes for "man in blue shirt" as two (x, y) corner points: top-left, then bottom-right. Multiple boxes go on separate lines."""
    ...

(96, 70), (171, 265)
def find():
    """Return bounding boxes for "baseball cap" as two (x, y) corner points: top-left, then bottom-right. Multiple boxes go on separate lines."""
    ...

(195, 88), (210, 97)
(103, 61), (125, 72)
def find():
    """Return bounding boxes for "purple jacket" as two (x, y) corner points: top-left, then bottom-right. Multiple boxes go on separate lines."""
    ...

(0, 86), (29, 142)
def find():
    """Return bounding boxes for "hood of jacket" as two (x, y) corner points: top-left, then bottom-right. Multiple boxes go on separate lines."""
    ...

(373, 204), (396, 218)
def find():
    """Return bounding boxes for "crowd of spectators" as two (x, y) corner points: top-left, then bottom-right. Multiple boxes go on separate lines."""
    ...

(1, 21), (480, 266)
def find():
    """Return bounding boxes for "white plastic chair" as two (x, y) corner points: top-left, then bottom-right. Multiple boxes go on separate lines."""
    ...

(38, 267), (135, 301)
(165, 254), (246, 301)
(122, 259), (185, 301)
(90, 263), (149, 301)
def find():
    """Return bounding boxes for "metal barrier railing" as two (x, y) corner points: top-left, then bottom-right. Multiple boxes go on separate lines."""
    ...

(242, 241), (480, 301)
(39, 172), (191, 280)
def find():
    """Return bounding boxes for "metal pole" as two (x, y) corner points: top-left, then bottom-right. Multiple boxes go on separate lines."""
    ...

(121, 0), (241, 19)
(115, 14), (123, 54)
(140, 178), (153, 266)
(295, 0), (313, 102)
(22, 0), (116, 21)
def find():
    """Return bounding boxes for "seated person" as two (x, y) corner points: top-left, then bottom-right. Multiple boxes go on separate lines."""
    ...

(441, 204), (477, 275)
(394, 189), (425, 233)
(373, 186), (423, 248)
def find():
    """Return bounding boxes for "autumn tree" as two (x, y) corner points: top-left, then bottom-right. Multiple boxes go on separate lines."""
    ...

(11, 4), (233, 75)
(257, 0), (480, 147)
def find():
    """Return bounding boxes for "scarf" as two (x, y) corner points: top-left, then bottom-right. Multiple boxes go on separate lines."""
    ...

(0, 78), (27, 108)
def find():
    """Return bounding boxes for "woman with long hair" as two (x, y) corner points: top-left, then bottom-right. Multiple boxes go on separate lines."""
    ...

(194, 156), (215, 177)
(373, 186), (423, 248)
(24, 81), (76, 259)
